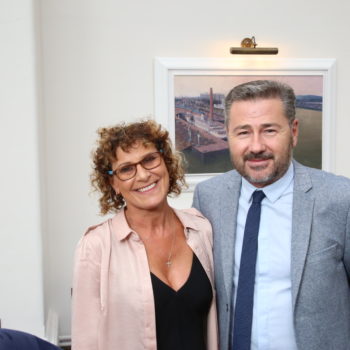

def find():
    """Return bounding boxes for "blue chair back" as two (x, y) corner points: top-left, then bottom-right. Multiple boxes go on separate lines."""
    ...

(0, 329), (62, 350)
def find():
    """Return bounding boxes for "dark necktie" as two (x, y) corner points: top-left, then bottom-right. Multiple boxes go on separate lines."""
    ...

(232, 190), (265, 350)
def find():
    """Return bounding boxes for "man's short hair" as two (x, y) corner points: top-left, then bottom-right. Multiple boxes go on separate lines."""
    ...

(224, 80), (296, 126)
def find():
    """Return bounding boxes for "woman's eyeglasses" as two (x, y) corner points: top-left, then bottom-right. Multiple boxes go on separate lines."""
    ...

(107, 151), (162, 181)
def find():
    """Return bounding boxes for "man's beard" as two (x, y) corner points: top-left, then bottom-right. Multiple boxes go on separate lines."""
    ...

(232, 138), (293, 187)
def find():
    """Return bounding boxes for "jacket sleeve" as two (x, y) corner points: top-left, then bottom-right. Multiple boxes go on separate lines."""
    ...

(344, 203), (350, 280)
(71, 231), (102, 350)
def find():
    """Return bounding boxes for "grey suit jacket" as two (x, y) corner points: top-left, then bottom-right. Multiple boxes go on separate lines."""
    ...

(193, 161), (350, 350)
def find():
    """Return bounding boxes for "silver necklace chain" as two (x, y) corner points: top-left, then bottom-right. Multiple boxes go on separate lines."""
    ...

(165, 227), (176, 267)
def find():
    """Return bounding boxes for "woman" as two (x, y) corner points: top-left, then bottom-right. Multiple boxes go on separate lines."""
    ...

(71, 120), (218, 350)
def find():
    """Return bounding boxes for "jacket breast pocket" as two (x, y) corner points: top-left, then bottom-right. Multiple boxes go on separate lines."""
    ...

(307, 243), (340, 264)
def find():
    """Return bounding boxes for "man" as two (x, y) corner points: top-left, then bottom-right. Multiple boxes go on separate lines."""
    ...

(193, 80), (350, 350)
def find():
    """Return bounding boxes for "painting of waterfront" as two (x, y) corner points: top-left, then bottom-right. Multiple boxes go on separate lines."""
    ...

(174, 75), (323, 174)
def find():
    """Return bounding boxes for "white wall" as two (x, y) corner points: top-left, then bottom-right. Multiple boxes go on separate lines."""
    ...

(0, 0), (44, 337)
(2, 0), (350, 341)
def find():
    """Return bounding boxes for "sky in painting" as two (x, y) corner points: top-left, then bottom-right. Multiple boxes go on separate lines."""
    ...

(174, 75), (323, 97)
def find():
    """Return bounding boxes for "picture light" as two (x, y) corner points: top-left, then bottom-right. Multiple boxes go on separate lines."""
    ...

(230, 36), (278, 55)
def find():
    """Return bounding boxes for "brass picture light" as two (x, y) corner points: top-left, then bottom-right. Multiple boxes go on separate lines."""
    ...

(230, 36), (278, 55)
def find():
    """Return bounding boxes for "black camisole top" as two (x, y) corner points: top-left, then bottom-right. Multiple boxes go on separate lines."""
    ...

(150, 254), (213, 350)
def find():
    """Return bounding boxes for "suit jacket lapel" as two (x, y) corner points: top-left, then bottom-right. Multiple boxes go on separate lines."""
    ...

(219, 171), (241, 300)
(291, 161), (315, 311)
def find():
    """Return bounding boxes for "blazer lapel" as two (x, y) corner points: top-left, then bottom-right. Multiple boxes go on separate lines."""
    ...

(291, 161), (315, 311)
(218, 171), (241, 299)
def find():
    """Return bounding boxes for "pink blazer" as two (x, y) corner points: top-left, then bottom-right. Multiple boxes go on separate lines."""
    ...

(72, 207), (219, 350)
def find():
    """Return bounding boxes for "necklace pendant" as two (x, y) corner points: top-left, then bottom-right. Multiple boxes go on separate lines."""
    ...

(165, 260), (172, 267)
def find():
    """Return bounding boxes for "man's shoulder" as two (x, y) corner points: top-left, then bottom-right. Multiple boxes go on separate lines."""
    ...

(295, 162), (350, 191)
(195, 169), (240, 190)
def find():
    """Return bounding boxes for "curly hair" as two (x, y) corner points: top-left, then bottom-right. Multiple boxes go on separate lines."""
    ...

(91, 119), (187, 215)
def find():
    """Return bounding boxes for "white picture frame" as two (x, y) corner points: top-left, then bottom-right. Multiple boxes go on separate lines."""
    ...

(154, 57), (336, 192)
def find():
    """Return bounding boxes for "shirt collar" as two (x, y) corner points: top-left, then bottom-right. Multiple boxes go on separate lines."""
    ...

(111, 208), (134, 241)
(241, 162), (294, 203)
(111, 207), (201, 241)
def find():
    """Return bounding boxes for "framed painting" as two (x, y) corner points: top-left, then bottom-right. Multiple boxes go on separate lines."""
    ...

(154, 57), (336, 191)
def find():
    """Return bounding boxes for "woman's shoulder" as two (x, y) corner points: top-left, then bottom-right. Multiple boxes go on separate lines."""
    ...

(178, 207), (208, 219)
(175, 208), (214, 249)
(75, 218), (112, 261)
(175, 207), (212, 232)
(83, 219), (110, 241)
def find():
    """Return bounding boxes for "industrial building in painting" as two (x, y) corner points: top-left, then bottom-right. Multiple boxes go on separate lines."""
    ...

(175, 88), (229, 160)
